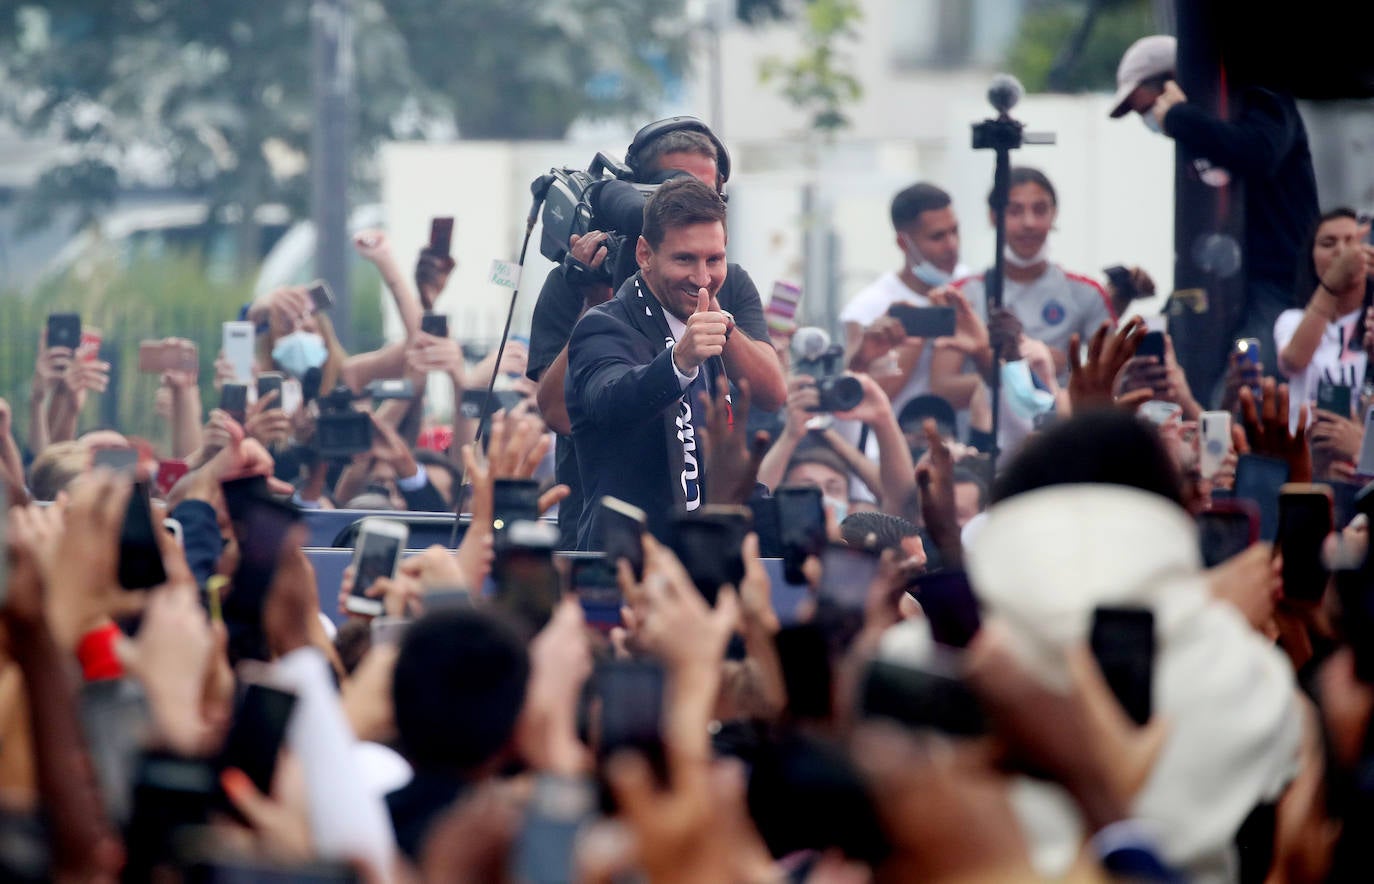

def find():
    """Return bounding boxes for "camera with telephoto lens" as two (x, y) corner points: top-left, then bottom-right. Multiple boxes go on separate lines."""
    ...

(791, 327), (863, 413)
(314, 385), (372, 460)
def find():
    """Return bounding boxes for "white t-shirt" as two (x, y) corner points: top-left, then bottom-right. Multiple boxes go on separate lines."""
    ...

(1273, 307), (1366, 430)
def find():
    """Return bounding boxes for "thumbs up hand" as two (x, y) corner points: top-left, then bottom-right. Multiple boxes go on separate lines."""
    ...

(673, 286), (729, 375)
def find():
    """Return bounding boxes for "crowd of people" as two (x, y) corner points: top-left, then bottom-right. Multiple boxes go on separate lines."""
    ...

(2, 32), (1374, 884)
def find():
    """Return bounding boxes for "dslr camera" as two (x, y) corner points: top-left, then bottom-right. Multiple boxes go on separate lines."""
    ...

(791, 327), (863, 414)
(314, 385), (372, 460)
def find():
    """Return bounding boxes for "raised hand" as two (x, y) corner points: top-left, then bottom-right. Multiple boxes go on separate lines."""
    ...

(698, 377), (770, 506)
(673, 288), (728, 374)
(1068, 317), (1148, 412)
(1238, 379), (1312, 482)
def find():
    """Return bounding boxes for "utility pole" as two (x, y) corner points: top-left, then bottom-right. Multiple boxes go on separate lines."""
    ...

(311, 0), (354, 348)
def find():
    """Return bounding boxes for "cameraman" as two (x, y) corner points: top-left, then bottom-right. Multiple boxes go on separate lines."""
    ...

(528, 118), (785, 547)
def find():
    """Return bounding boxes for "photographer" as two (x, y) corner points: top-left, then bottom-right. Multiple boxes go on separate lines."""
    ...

(528, 118), (784, 547)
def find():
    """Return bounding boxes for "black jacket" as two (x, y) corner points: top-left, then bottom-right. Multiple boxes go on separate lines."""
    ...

(565, 274), (727, 548)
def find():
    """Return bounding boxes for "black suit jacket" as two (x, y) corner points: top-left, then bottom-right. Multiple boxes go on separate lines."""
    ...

(565, 275), (725, 548)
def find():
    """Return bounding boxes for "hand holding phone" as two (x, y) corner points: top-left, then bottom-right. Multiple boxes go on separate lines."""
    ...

(346, 519), (408, 617)
(887, 303), (956, 339)
(600, 496), (647, 580)
(776, 486), (826, 585)
(1277, 483), (1334, 602)
(1089, 607), (1155, 726)
(429, 217), (455, 256)
(47, 313), (82, 351)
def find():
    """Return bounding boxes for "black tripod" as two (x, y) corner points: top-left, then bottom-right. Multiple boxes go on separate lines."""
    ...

(970, 76), (1055, 476)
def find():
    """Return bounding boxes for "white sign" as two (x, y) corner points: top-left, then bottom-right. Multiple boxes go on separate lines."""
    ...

(489, 259), (521, 290)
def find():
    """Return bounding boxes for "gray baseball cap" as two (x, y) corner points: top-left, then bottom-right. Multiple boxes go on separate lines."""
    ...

(1110, 35), (1177, 118)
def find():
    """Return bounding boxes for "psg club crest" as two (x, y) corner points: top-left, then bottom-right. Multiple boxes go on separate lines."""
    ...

(1041, 300), (1066, 326)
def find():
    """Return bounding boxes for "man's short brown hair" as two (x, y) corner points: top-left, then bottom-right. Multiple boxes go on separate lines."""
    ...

(641, 177), (727, 250)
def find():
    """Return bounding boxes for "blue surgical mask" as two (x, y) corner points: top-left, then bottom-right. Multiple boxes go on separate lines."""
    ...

(901, 233), (953, 288)
(272, 330), (328, 378)
(823, 495), (849, 525)
(1141, 111), (1164, 135)
(1001, 359), (1056, 421)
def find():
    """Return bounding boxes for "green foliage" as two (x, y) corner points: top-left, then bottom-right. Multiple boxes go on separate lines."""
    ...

(759, 0), (864, 135)
(1007, 0), (1156, 93)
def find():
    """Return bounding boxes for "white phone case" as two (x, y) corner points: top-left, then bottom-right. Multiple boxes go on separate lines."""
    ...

(222, 321), (256, 385)
(1200, 411), (1231, 480)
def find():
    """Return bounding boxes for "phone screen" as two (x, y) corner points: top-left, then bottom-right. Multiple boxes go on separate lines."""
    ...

(599, 498), (646, 581)
(307, 280), (335, 312)
(220, 384), (249, 425)
(777, 486), (826, 584)
(887, 304), (956, 339)
(351, 530), (404, 611)
(429, 217), (454, 256)
(119, 482), (168, 590)
(669, 516), (733, 605)
(1278, 489), (1333, 602)
(47, 313), (82, 350)
(1089, 607), (1155, 726)
(774, 624), (833, 720)
(1197, 508), (1256, 567)
(217, 684), (297, 811)
(595, 659), (666, 767)
(493, 545), (560, 634)
(911, 570), (981, 648)
(817, 544), (880, 612)
(1234, 455), (1290, 542)
(570, 556), (621, 633)
(257, 374), (284, 408)
(492, 479), (541, 534)
(420, 313), (449, 338)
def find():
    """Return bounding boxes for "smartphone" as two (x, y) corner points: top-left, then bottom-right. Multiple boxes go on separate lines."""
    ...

(119, 482), (169, 590)
(1317, 381), (1353, 419)
(1089, 607), (1155, 726)
(493, 521), (562, 634)
(595, 659), (666, 782)
(1199, 410), (1231, 480)
(777, 485), (826, 585)
(1103, 265), (1137, 302)
(47, 312), (82, 351)
(79, 677), (151, 826)
(493, 478), (542, 540)
(886, 303), (956, 339)
(1336, 571), (1374, 683)
(345, 519), (408, 617)
(429, 217), (455, 256)
(254, 372), (284, 410)
(1233, 454), (1290, 542)
(1136, 315), (1167, 362)
(315, 409), (372, 460)
(222, 321), (256, 385)
(859, 657), (986, 736)
(1278, 483), (1334, 603)
(1138, 400), (1182, 426)
(816, 543), (880, 613)
(370, 616), (411, 646)
(774, 623), (834, 720)
(669, 512), (740, 605)
(93, 447), (139, 475)
(513, 775), (595, 884)
(138, 341), (167, 373)
(216, 683), (297, 818)
(599, 496), (647, 580)
(306, 280), (335, 312)
(219, 383), (248, 426)
(1197, 500), (1259, 568)
(747, 495), (783, 559)
(420, 313), (450, 338)
(125, 752), (217, 872)
(1234, 337), (1262, 369)
(570, 556), (622, 634)
(457, 389), (525, 421)
(910, 569), (982, 648)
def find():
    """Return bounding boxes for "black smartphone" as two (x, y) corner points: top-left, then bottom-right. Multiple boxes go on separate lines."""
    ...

(1317, 381), (1353, 419)
(315, 410), (373, 460)
(493, 521), (561, 634)
(669, 512), (740, 605)
(570, 555), (621, 633)
(1089, 607), (1155, 726)
(816, 543), (880, 612)
(748, 495), (783, 559)
(47, 312), (82, 350)
(910, 569), (982, 648)
(220, 383), (249, 425)
(429, 216), (454, 256)
(599, 496), (647, 581)
(1336, 570), (1374, 683)
(256, 372), (284, 409)
(307, 280), (335, 312)
(93, 447), (139, 474)
(493, 478), (541, 537)
(1278, 483), (1334, 603)
(1233, 454), (1290, 542)
(1136, 330), (1166, 361)
(774, 623), (833, 720)
(1103, 265), (1137, 302)
(125, 752), (217, 873)
(512, 775), (595, 884)
(216, 683), (297, 819)
(595, 659), (666, 779)
(119, 482), (168, 590)
(776, 485), (826, 585)
(457, 389), (526, 420)
(887, 304), (956, 339)
(1197, 501), (1259, 568)
(420, 313), (449, 338)
(859, 658), (986, 736)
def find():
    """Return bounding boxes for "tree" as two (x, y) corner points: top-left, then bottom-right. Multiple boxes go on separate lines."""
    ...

(1006, 0), (1156, 94)
(758, 0), (863, 135)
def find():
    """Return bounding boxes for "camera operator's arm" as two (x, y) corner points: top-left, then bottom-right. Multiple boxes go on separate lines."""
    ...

(1160, 84), (1300, 178)
(846, 316), (923, 400)
(534, 233), (615, 436)
(353, 230), (423, 338)
(755, 376), (816, 492)
(836, 373), (918, 517)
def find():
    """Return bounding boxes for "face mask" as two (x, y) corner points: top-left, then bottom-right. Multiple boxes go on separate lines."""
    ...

(901, 234), (953, 288)
(1141, 111), (1164, 135)
(1001, 359), (1056, 420)
(1003, 242), (1050, 269)
(272, 331), (328, 379)
(823, 495), (849, 526)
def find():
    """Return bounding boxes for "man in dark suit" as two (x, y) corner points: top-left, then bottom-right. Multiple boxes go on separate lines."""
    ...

(566, 178), (738, 547)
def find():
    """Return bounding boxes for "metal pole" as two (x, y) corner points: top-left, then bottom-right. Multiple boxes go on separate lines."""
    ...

(311, 0), (354, 348)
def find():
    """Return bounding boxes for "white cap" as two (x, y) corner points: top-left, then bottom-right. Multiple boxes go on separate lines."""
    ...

(1110, 35), (1177, 118)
